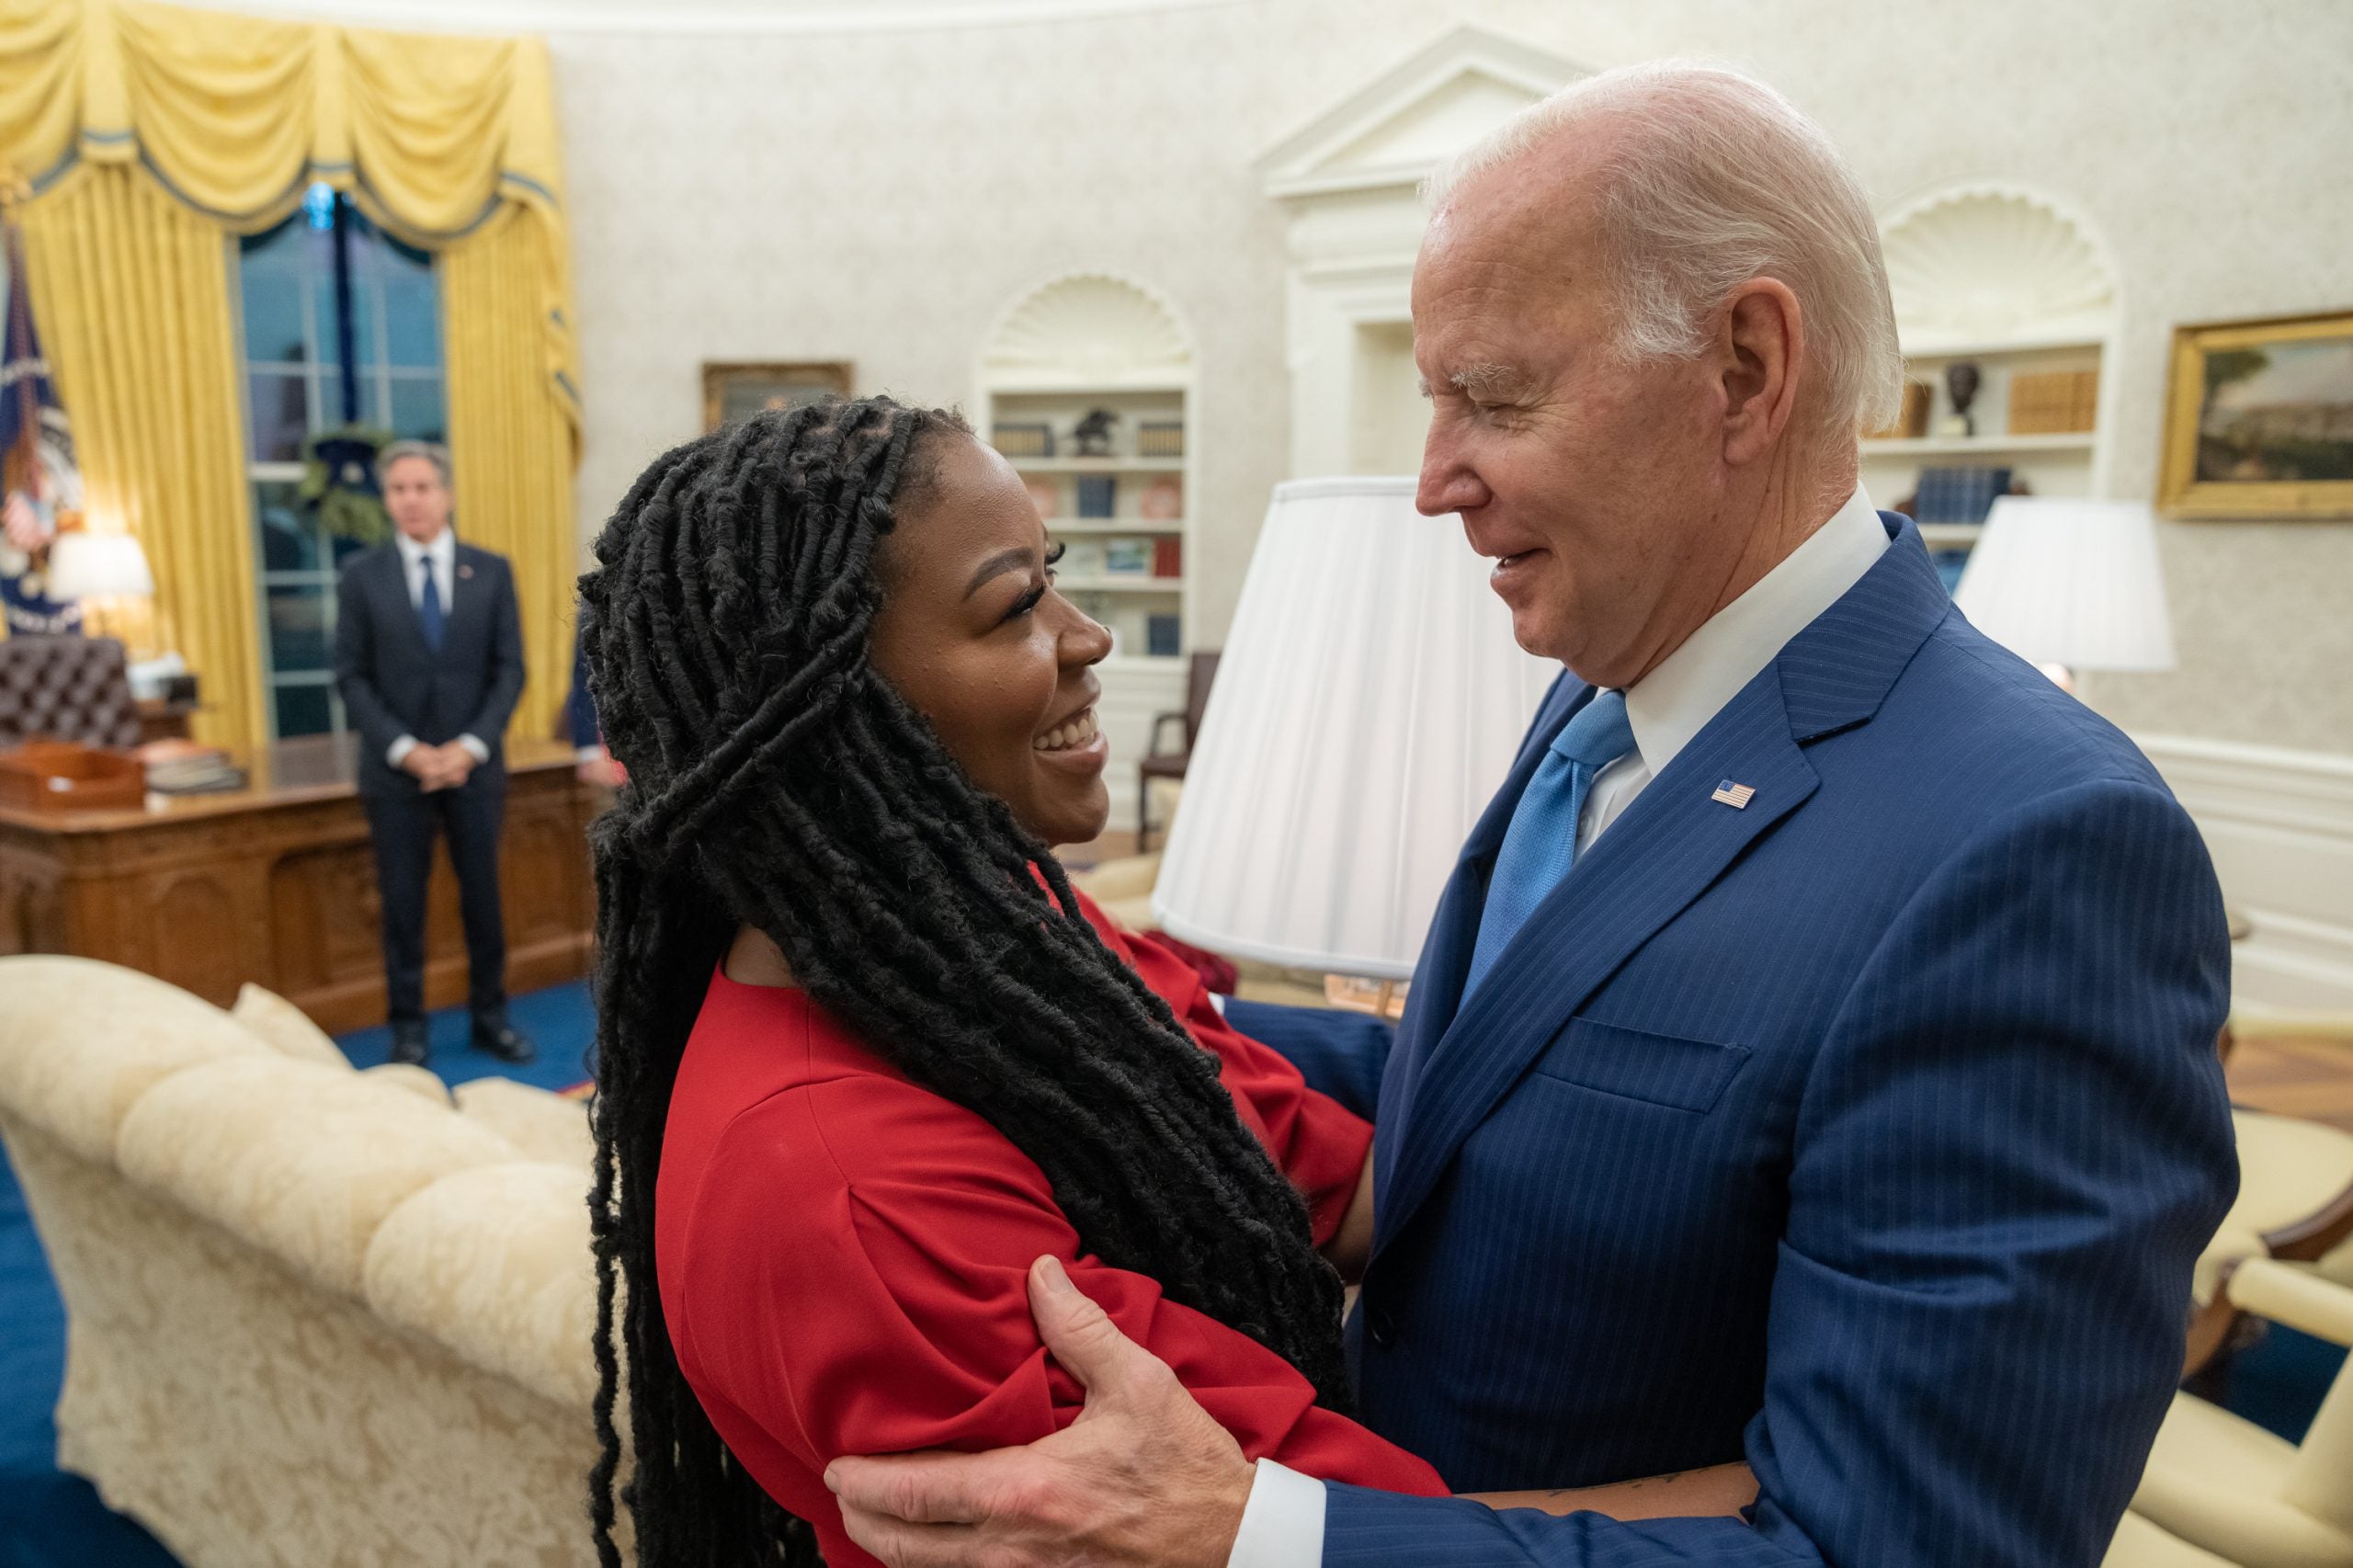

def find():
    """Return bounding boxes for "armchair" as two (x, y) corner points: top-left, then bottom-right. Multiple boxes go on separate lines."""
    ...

(0, 633), (141, 748)
(2133, 1259), (2353, 1568)
(1136, 650), (1217, 852)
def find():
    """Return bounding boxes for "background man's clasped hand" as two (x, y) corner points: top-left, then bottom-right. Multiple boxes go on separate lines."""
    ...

(400, 740), (478, 792)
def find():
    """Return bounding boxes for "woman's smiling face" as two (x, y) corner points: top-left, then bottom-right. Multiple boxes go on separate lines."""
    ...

(868, 433), (1114, 848)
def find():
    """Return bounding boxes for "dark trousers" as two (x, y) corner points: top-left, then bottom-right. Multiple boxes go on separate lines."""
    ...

(361, 767), (508, 1027)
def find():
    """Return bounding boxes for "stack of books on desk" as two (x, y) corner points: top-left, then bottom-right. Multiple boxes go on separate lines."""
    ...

(136, 740), (247, 795)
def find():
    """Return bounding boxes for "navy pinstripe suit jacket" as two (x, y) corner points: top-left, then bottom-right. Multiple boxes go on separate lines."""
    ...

(1226, 515), (2237, 1567)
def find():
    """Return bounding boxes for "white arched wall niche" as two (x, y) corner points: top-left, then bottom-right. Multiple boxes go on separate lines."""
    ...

(978, 270), (1195, 390)
(1874, 180), (2124, 494)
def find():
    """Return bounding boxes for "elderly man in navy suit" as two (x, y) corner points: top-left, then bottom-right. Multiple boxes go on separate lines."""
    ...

(334, 440), (534, 1069)
(827, 62), (2236, 1568)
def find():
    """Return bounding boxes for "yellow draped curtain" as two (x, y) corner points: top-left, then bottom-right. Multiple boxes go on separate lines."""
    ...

(19, 165), (261, 747)
(0, 0), (580, 749)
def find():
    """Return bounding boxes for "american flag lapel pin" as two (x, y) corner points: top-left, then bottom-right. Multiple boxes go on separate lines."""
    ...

(1711, 778), (1756, 810)
(459, 563), (475, 580)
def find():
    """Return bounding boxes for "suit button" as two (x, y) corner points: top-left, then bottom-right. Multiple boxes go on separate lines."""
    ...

(1366, 1302), (1398, 1348)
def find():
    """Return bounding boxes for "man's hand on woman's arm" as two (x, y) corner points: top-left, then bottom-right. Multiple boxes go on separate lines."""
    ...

(827, 1256), (1255, 1568)
(828, 1256), (1761, 1568)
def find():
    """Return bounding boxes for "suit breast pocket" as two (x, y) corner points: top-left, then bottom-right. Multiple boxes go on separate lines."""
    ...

(1527, 1017), (1751, 1113)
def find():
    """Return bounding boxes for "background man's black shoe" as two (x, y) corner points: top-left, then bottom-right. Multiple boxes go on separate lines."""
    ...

(472, 1022), (537, 1064)
(388, 1022), (430, 1067)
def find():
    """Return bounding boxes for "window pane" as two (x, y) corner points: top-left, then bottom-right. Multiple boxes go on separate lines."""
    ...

(307, 278), (338, 366)
(273, 681), (335, 738)
(241, 269), (307, 365)
(238, 217), (304, 276)
(389, 379), (446, 443)
(306, 369), (379, 430)
(248, 372), (310, 461)
(313, 278), (375, 370)
(267, 585), (332, 674)
(382, 272), (440, 369)
(254, 480), (319, 573)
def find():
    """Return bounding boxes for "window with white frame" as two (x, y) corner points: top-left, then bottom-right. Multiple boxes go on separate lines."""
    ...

(235, 182), (446, 739)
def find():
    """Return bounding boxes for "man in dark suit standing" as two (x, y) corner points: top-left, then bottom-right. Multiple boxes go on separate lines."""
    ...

(335, 440), (534, 1068)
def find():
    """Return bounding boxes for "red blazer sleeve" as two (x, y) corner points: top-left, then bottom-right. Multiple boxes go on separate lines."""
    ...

(1077, 892), (1373, 1247)
(669, 1073), (1443, 1496)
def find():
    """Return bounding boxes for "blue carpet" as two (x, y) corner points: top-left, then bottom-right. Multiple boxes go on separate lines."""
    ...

(0, 979), (598, 1568)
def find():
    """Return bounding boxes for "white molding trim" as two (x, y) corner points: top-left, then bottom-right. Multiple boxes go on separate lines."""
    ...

(2136, 733), (2353, 1012)
(1256, 23), (1586, 200)
(197, 0), (1240, 35)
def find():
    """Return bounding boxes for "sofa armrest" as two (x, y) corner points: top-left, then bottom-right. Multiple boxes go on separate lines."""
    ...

(0, 955), (272, 1164)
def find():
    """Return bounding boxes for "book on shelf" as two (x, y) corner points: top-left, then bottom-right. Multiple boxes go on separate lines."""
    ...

(2006, 369), (2099, 435)
(1152, 536), (1182, 577)
(1146, 613), (1182, 657)
(1075, 475), (1118, 518)
(1136, 420), (1185, 458)
(993, 421), (1054, 458)
(1104, 540), (1151, 574)
(1911, 465), (2013, 525)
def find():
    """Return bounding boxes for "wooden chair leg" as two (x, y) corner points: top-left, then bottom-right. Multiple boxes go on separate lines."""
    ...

(1137, 773), (1154, 854)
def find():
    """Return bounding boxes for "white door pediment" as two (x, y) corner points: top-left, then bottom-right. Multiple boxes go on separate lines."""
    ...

(1257, 24), (1586, 202)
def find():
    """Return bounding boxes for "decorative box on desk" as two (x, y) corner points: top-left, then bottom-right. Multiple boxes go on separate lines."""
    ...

(0, 742), (145, 813)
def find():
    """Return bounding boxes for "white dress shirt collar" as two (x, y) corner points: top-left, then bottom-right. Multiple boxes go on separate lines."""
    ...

(394, 526), (454, 575)
(1620, 487), (1889, 780)
(393, 526), (456, 610)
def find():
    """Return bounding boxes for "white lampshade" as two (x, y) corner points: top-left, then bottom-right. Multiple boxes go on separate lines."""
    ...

(1151, 477), (1560, 980)
(46, 531), (154, 601)
(1951, 497), (2174, 673)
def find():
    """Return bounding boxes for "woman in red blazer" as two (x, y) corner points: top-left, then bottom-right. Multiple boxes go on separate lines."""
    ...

(580, 399), (1751, 1568)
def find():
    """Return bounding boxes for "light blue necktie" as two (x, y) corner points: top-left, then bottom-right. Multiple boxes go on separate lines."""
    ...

(417, 559), (447, 653)
(1462, 689), (1636, 998)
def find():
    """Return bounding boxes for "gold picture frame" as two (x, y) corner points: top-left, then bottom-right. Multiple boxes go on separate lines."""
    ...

(2159, 311), (2353, 519)
(701, 361), (854, 432)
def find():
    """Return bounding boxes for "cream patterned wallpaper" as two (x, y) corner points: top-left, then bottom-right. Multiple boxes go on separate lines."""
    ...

(552, 0), (2353, 756)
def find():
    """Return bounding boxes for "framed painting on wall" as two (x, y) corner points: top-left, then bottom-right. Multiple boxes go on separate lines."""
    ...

(701, 362), (854, 432)
(2159, 311), (2353, 518)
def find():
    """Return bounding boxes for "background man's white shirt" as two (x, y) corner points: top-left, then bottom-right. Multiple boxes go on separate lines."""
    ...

(384, 526), (491, 770)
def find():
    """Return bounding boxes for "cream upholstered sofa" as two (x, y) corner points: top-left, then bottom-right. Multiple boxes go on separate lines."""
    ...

(0, 956), (609, 1568)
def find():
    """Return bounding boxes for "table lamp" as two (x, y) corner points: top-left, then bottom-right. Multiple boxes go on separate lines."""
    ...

(1951, 497), (2175, 691)
(1151, 477), (1560, 994)
(46, 530), (156, 655)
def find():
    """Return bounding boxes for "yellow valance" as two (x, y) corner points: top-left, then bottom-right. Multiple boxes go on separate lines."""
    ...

(0, 0), (578, 426)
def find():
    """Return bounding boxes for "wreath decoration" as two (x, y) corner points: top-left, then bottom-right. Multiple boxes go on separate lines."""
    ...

(299, 424), (395, 546)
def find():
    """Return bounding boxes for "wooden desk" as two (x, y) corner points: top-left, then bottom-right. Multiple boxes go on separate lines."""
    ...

(0, 736), (597, 1034)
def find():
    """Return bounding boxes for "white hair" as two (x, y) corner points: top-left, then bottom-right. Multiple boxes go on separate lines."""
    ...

(1426, 61), (1904, 441)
